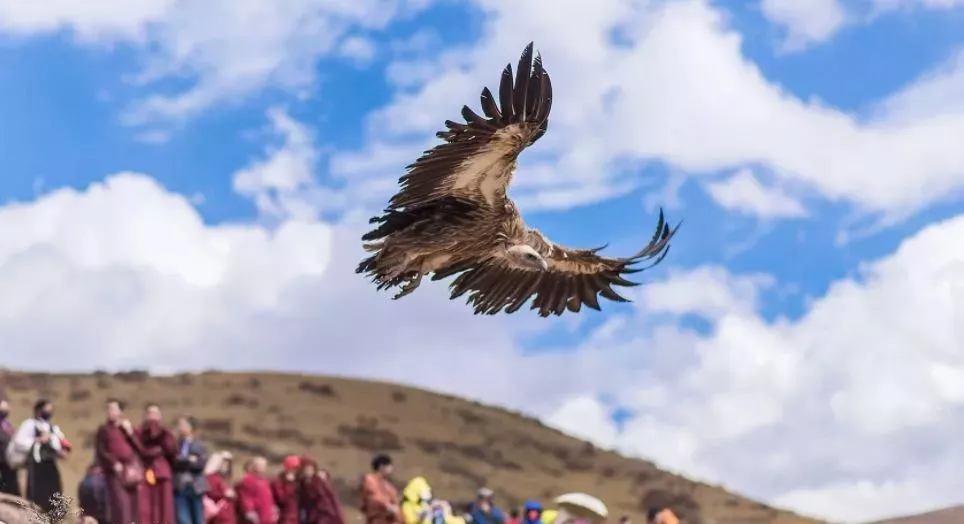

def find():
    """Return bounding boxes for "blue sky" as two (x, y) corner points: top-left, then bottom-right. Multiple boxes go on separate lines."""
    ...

(3, 0), (964, 522)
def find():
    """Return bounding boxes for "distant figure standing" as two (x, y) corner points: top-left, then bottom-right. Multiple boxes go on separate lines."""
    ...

(469, 488), (504, 524)
(0, 399), (19, 496)
(236, 457), (276, 524)
(360, 454), (400, 524)
(94, 399), (140, 524)
(12, 399), (70, 513)
(173, 415), (209, 524)
(134, 402), (177, 524)
(203, 451), (237, 524)
(272, 455), (301, 524)
(77, 463), (108, 523)
(299, 458), (345, 524)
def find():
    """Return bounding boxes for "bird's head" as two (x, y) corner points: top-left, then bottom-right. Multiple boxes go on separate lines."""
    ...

(506, 244), (548, 272)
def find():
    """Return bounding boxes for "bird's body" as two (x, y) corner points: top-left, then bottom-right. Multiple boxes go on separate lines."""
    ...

(358, 42), (680, 317)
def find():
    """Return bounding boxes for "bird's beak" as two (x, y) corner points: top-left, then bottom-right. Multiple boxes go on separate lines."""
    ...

(539, 259), (549, 271)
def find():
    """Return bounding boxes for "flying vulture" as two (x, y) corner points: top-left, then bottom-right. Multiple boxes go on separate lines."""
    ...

(357, 42), (680, 317)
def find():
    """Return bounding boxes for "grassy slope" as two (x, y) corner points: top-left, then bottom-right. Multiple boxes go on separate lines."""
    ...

(0, 370), (823, 524)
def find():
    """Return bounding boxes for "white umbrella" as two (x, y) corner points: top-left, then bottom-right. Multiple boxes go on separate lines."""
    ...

(553, 493), (609, 522)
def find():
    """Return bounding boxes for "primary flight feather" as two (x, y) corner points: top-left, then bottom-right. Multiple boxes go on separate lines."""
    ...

(357, 42), (680, 317)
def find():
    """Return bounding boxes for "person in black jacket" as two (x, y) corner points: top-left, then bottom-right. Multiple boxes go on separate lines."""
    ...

(77, 463), (107, 523)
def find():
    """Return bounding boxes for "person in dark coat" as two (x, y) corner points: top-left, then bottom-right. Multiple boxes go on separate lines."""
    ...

(77, 463), (108, 523)
(94, 398), (141, 524)
(468, 489), (504, 524)
(133, 403), (177, 524)
(0, 399), (19, 496)
(299, 458), (344, 524)
(173, 415), (209, 524)
(12, 399), (70, 513)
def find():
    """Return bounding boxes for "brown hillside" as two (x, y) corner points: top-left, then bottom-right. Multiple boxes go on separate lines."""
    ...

(0, 370), (822, 524)
(867, 506), (964, 524)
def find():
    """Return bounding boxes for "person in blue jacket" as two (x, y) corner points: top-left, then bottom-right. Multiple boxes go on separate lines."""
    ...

(469, 488), (505, 524)
(520, 500), (543, 524)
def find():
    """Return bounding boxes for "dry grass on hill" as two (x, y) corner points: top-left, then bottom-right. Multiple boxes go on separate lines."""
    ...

(0, 370), (824, 524)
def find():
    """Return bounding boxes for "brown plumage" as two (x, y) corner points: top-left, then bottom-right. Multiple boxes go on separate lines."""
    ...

(357, 42), (680, 317)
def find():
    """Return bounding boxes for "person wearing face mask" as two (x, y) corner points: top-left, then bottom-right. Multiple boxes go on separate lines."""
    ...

(0, 399), (19, 496)
(11, 399), (70, 513)
(272, 455), (301, 524)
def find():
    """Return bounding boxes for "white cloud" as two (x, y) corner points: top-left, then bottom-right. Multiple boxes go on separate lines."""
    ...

(758, 0), (964, 50)
(705, 169), (808, 218)
(326, 0), (964, 225)
(0, 0), (428, 126)
(338, 36), (377, 64)
(232, 107), (325, 221)
(545, 214), (964, 522)
(760, 0), (847, 52)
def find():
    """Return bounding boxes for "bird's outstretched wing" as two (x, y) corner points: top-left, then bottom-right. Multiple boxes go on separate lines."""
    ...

(440, 210), (680, 317)
(387, 42), (553, 210)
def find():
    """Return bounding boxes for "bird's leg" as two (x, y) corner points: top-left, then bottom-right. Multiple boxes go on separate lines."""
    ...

(392, 272), (424, 299)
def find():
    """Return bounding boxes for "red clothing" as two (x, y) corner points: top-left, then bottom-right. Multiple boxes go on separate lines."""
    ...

(133, 421), (176, 524)
(95, 422), (136, 470)
(237, 473), (276, 524)
(301, 474), (344, 524)
(206, 473), (238, 524)
(360, 473), (399, 524)
(271, 475), (300, 524)
(94, 421), (139, 524)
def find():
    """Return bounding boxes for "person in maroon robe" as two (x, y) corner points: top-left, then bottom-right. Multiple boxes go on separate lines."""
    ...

(131, 402), (176, 524)
(299, 457), (345, 524)
(271, 455), (300, 524)
(237, 457), (276, 524)
(94, 398), (141, 524)
(204, 452), (237, 524)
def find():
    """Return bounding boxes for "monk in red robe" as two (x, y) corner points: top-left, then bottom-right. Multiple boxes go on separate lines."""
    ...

(272, 455), (301, 524)
(132, 402), (176, 524)
(237, 457), (277, 524)
(299, 458), (345, 524)
(94, 398), (141, 524)
(204, 451), (237, 524)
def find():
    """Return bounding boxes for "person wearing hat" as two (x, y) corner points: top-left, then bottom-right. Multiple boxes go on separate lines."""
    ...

(469, 488), (505, 524)
(272, 455), (302, 524)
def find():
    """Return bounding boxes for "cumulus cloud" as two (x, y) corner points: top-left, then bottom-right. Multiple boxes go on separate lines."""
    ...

(546, 216), (964, 522)
(328, 0), (964, 226)
(704, 169), (808, 219)
(759, 0), (964, 50)
(0, 0), (429, 127)
(760, 0), (847, 52)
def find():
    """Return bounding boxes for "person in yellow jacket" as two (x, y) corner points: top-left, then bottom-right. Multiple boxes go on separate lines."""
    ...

(401, 476), (465, 524)
(540, 509), (558, 524)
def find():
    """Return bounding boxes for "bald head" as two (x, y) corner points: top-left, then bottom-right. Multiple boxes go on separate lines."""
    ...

(248, 456), (267, 474)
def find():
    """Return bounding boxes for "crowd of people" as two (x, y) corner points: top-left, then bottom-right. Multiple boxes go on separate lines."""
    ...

(0, 397), (682, 524)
